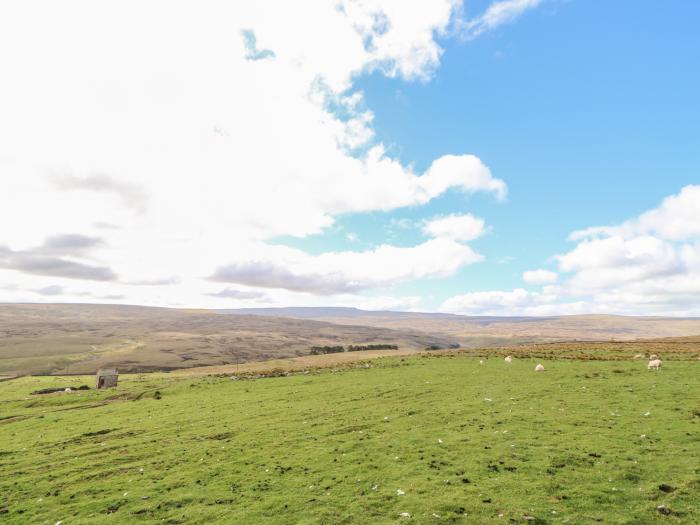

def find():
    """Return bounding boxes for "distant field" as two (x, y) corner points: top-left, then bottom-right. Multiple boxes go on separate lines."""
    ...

(1, 353), (698, 524)
(0, 304), (455, 376)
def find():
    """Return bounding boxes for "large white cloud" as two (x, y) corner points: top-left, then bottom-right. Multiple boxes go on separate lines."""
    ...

(570, 185), (700, 242)
(211, 238), (483, 295)
(442, 185), (700, 316)
(0, 1), (511, 308)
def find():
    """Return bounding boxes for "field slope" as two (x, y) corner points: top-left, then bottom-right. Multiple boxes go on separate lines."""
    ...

(1, 353), (698, 524)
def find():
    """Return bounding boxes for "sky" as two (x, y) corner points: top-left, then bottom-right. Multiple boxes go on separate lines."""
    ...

(1, 0), (699, 316)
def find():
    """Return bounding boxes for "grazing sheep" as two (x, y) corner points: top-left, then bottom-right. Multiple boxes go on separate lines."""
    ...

(633, 354), (643, 359)
(64, 388), (72, 393)
(535, 364), (545, 372)
(648, 359), (662, 371)
(504, 356), (513, 364)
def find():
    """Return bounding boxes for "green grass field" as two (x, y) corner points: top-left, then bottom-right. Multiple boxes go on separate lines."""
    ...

(1, 355), (699, 524)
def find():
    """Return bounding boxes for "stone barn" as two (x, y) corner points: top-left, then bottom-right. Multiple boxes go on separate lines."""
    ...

(96, 368), (118, 389)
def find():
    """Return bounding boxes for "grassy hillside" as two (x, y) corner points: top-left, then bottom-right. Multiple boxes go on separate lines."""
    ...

(1, 353), (698, 524)
(0, 304), (455, 376)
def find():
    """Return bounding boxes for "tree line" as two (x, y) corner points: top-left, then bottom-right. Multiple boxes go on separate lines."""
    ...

(309, 344), (399, 355)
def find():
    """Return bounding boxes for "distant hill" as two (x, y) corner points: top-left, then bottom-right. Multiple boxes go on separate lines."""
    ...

(218, 306), (452, 318)
(220, 308), (700, 343)
(0, 304), (457, 376)
(4, 304), (700, 376)
(218, 306), (542, 322)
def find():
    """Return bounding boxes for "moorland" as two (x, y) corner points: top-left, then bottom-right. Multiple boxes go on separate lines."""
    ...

(1, 349), (698, 524)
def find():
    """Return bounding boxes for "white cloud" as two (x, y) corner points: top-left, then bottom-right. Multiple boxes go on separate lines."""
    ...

(0, 242), (116, 282)
(441, 287), (589, 316)
(461, 0), (542, 40)
(442, 287), (537, 314)
(0, 1), (505, 308)
(570, 185), (700, 242)
(443, 185), (700, 316)
(522, 269), (558, 284)
(557, 235), (685, 289)
(418, 154), (507, 202)
(207, 287), (268, 300)
(423, 213), (486, 242)
(211, 239), (483, 295)
(338, 0), (459, 82)
(52, 173), (149, 214)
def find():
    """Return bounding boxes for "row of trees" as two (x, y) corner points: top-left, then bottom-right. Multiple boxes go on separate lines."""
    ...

(309, 346), (345, 355)
(309, 344), (399, 355)
(347, 344), (398, 351)
(425, 343), (461, 350)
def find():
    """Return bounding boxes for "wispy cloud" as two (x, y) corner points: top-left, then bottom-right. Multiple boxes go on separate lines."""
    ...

(207, 287), (268, 300)
(461, 0), (542, 40)
(35, 285), (65, 296)
(1, 251), (117, 281)
(0, 237), (116, 282)
(210, 261), (360, 295)
(32, 285), (124, 300)
(126, 276), (181, 286)
(42, 234), (102, 254)
(209, 239), (483, 295)
(52, 173), (148, 214)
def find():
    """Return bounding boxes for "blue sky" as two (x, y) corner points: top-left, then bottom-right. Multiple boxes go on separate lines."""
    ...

(272, 0), (700, 312)
(1, 1), (699, 315)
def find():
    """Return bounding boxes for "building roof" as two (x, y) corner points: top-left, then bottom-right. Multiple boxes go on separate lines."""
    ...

(96, 368), (119, 376)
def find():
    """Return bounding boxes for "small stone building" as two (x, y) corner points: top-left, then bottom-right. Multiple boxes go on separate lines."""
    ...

(96, 368), (118, 389)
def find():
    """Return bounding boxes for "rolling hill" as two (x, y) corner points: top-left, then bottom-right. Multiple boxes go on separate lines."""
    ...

(0, 304), (457, 376)
(3, 304), (700, 376)
(221, 308), (700, 343)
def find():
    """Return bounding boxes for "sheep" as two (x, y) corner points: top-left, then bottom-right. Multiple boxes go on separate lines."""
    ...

(535, 364), (545, 372)
(648, 359), (662, 371)
(504, 356), (513, 364)
(64, 388), (72, 393)
(633, 354), (643, 359)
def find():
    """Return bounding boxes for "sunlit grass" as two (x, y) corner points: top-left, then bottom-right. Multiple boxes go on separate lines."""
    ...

(1, 355), (698, 524)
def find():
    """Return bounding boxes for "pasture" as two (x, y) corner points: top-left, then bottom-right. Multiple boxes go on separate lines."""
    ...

(0, 354), (698, 524)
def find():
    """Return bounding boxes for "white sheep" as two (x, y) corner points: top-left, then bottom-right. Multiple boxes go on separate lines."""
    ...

(504, 356), (513, 364)
(64, 388), (72, 393)
(535, 364), (545, 372)
(647, 359), (662, 371)
(633, 354), (643, 359)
